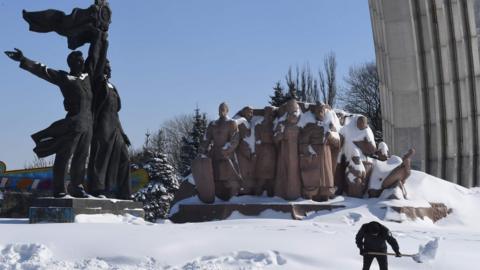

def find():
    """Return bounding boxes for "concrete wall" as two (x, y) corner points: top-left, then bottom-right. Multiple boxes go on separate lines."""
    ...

(369, 0), (480, 187)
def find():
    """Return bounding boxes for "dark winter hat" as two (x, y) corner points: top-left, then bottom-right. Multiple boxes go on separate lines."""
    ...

(366, 222), (381, 234)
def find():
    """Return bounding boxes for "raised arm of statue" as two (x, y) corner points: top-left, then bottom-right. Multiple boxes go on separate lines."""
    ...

(85, 30), (109, 83)
(5, 48), (63, 86)
(94, 33), (109, 82)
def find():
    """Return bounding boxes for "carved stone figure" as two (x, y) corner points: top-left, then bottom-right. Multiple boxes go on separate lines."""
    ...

(325, 108), (342, 191)
(374, 142), (389, 161)
(199, 103), (241, 201)
(299, 103), (340, 201)
(334, 154), (349, 196)
(336, 115), (376, 195)
(87, 60), (131, 199)
(4, 31), (108, 198)
(345, 149), (367, 198)
(335, 110), (348, 126)
(274, 99), (302, 200)
(352, 116), (377, 156)
(254, 106), (277, 196)
(367, 148), (415, 199)
(235, 106), (256, 195)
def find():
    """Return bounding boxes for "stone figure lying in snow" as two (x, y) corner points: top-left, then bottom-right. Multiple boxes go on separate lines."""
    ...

(365, 145), (415, 200)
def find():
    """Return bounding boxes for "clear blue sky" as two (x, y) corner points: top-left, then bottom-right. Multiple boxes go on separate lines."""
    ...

(0, 0), (375, 169)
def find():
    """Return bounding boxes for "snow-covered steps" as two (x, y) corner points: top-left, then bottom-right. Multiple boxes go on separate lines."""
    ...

(29, 197), (144, 223)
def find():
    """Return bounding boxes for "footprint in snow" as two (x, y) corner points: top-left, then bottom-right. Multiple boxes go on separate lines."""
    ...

(343, 212), (363, 226)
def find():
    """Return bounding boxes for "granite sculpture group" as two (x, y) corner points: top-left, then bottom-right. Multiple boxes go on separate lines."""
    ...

(193, 99), (415, 203)
(4, 0), (131, 199)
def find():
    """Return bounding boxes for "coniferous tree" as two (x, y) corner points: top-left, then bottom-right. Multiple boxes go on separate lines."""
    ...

(179, 108), (208, 176)
(132, 152), (180, 222)
(270, 81), (286, 106)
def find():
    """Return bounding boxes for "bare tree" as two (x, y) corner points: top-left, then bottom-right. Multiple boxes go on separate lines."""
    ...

(278, 53), (336, 105)
(341, 62), (382, 140)
(150, 129), (167, 154)
(130, 110), (212, 173)
(24, 156), (54, 169)
(319, 52), (337, 107)
(161, 114), (194, 170)
(285, 67), (299, 100)
(284, 65), (319, 103)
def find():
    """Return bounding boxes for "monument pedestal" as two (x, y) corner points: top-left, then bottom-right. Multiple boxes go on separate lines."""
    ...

(29, 197), (144, 223)
(169, 202), (345, 223)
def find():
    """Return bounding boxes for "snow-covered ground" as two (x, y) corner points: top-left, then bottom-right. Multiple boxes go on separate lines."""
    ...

(1, 171), (480, 270)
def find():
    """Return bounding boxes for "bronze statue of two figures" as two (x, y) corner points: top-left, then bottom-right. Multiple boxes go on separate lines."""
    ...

(5, 0), (131, 199)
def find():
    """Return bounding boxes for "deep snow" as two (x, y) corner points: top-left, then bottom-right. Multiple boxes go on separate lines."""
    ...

(0, 171), (480, 270)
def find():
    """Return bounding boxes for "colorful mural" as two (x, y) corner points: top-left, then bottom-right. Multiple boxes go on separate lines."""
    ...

(0, 161), (6, 174)
(0, 161), (149, 194)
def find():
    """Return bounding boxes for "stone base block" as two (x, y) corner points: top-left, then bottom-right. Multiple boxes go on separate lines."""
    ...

(29, 197), (144, 224)
(0, 192), (35, 218)
(169, 203), (345, 223)
(385, 202), (450, 223)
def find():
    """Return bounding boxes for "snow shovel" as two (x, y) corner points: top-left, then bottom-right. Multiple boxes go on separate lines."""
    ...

(366, 238), (439, 264)
(365, 252), (420, 263)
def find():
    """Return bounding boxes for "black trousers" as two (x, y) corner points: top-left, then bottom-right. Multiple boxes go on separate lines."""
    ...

(363, 255), (388, 270)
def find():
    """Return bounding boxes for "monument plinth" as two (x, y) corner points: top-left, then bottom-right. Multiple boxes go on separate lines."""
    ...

(29, 198), (144, 223)
(169, 200), (346, 223)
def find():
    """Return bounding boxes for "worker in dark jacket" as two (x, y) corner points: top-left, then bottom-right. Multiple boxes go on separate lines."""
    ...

(356, 221), (401, 270)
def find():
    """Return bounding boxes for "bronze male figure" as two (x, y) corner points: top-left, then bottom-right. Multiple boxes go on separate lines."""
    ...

(5, 31), (108, 198)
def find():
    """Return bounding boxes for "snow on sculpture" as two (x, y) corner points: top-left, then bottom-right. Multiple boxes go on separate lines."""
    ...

(273, 99), (302, 200)
(191, 99), (414, 203)
(345, 149), (367, 198)
(299, 103), (340, 201)
(253, 107), (276, 196)
(234, 106), (257, 195)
